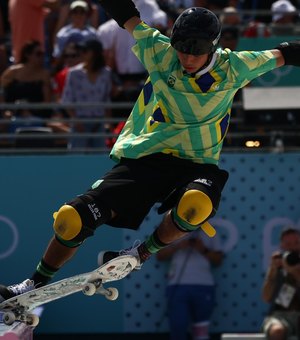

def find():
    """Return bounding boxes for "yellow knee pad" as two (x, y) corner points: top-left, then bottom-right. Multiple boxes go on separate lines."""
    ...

(53, 205), (82, 241)
(173, 189), (213, 232)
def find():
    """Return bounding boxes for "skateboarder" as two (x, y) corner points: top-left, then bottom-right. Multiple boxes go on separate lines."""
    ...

(1, 2), (300, 301)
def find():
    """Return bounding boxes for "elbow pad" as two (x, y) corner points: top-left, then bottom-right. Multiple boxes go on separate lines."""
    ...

(99, 0), (140, 28)
(275, 41), (300, 66)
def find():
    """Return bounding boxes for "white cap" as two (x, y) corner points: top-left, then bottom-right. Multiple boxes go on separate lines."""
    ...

(70, 0), (89, 11)
(271, 0), (297, 22)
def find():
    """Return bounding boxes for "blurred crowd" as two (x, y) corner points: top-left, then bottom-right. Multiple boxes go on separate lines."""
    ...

(0, 0), (299, 150)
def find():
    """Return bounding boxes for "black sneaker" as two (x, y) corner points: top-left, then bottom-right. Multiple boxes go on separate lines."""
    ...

(98, 241), (143, 270)
(0, 279), (34, 303)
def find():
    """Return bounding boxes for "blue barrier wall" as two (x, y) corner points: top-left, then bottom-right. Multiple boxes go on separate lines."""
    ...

(0, 153), (299, 334)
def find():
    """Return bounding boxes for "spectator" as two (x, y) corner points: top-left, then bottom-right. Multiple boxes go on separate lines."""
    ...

(8, 0), (59, 63)
(219, 6), (242, 27)
(236, 0), (272, 36)
(261, 228), (300, 340)
(97, 0), (168, 78)
(52, 0), (100, 44)
(157, 230), (224, 340)
(49, 41), (84, 144)
(52, 41), (83, 100)
(0, 40), (69, 146)
(53, 0), (97, 59)
(270, 0), (298, 36)
(242, 20), (271, 38)
(1, 40), (53, 120)
(219, 26), (240, 50)
(61, 39), (112, 149)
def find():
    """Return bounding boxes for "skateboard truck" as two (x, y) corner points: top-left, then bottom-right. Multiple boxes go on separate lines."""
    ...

(82, 279), (119, 301)
(2, 307), (40, 327)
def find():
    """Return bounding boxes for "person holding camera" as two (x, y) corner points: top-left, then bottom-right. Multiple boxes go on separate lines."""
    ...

(262, 228), (300, 340)
(157, 229), (223, 340)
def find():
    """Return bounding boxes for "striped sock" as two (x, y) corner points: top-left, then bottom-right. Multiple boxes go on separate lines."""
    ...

(138, 230), (168, 262)
(30, 259), (59, 287)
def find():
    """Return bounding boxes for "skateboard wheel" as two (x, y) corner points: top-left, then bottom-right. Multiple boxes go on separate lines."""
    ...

(3, 311), (16, 325)
(105, 287), (118, 301)
(82, 283), (96, 296)
(26, 314), (39, 327)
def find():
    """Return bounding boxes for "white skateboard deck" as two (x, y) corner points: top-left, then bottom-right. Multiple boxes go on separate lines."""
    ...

(0, 255), (137, 326)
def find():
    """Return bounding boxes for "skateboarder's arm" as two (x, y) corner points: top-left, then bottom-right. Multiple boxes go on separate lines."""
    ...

(261, 253), (282, 303)
(98, 0), (142, 35)
(270, 49), (285, 68)
(124, 17), (142, 35)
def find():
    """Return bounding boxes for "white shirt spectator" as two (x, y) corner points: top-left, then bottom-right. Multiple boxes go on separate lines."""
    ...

(271, 0), (297, 23)
(135, 0), (168, 27)
(97, 0), (167, 75)
(97, 20), (144, 75)
(53, 0), (98, 58)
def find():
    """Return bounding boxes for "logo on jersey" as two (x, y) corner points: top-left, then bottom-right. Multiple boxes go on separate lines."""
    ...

(167, 75), (176, 88)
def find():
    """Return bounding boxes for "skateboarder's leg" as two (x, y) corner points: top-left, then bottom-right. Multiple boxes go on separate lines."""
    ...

(156, 210), (188, 244)
(30, 236), (79, 287)
(99, 210), (192, 269)
(0, 236), (79, 303)
(138, 177), (220, 258)
(30, 199), (115, 287)
(99, 180), (218, 267)
(137, 211), (188, 262)
(43, 236), (78, 268)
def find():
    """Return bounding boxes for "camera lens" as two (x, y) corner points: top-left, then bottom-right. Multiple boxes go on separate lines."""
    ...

(283, 251), (300, 266)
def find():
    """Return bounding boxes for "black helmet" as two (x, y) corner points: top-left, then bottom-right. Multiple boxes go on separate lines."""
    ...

(170, 7), (221, 55)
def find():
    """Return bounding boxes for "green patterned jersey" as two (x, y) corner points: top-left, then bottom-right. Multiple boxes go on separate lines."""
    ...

(110, 22), (277, 165)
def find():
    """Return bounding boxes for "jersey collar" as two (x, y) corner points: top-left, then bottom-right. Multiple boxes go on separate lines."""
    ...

(194, 52), (217, 77)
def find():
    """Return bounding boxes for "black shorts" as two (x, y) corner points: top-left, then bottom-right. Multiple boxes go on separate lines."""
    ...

(83, 153), (229, 230)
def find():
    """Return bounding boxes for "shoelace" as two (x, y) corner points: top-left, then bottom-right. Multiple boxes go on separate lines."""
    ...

(119, 239), (141, 256)
(9, 280), (34, 294)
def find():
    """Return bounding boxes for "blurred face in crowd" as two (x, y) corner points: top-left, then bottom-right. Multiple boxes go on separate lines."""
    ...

(63, 43), (82, 67)
(70, 6), (88, 27)
(280, 231), (300, 253)
(27, 46), (44, 67)
(221, 12), (241, 26)
(220, 33), (238, 50)
(176, 51), (209, 74)
(82, 48), (94, 64)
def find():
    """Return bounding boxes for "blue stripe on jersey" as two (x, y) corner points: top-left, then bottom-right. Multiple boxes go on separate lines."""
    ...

(150, 107), (165, 125)
(220, 113), (230, 138)
(195, 73), (216, 93)
(143, 81), (153, 106)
